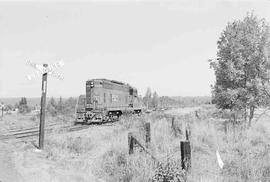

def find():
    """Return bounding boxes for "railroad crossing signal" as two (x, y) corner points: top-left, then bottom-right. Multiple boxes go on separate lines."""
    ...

(27, 60), (64, 149)
(39, 64), (48, 149)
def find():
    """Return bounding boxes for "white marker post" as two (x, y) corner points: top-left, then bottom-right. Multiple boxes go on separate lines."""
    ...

(216, 150), (224, 169)
(26, 60), (64, 149)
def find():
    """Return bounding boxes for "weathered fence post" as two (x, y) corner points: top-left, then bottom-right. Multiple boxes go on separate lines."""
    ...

(171, 116), (175, 129)
(128, 132), (134, 155)
(181, 141), (191, 171)
(224, 120), (228, 135)
(145, 122), (151, 148)
(185, 128), (191, 141)
(195, 110), (199, 119)
(171, 116), (177, 137)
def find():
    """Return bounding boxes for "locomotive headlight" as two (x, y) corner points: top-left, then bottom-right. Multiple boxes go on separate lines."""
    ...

(90, 82), (94, 88)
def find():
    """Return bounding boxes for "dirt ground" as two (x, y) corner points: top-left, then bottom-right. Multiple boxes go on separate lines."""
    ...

(0, 143), (25, 182)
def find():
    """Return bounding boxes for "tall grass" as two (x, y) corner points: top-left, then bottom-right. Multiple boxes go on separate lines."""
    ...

(40, 106), (270, 182)
(95, 114), (188, 182)
(45, 135), (93, 161)
(98, 107), (270, 182)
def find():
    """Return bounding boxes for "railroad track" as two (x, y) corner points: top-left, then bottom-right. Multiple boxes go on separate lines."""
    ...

(0, 122), (114, 141)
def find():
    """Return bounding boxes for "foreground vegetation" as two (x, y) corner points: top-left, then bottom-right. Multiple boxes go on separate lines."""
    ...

(40, 105), (270, 182)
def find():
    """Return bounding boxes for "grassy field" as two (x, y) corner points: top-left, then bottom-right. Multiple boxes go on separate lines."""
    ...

(2, 105), (270, 181)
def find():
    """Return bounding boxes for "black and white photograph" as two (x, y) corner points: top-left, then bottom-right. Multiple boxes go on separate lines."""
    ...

(1, 0), (270, 181)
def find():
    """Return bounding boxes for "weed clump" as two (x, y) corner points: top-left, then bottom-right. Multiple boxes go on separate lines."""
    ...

(98, 148), (134, 182)
(45, 135), (93, 160)
(152, 160), (187, 182)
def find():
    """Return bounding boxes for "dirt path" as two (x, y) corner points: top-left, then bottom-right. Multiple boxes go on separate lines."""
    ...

(0, 142), (25, 182)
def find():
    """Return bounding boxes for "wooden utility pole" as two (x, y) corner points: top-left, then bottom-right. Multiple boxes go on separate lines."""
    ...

(39, 64), (48, 149)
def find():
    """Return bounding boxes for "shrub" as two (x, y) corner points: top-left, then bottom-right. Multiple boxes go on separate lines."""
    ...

(99, 148), (134, 182)
(18, 104), (31, 113)
(152, 160), (187, 182)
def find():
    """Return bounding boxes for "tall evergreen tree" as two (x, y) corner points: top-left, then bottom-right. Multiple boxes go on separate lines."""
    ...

(143, 88), (152, 109)
(58, 96), (63, 113)
(18, 97), (30, 113)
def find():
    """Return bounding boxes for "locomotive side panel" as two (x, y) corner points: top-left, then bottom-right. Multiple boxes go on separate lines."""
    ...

(89, 80), (130, 110)
(91, 87), (130, 110)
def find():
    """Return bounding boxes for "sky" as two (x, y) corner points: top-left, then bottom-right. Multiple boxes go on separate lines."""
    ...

(0, 0), (270, 98)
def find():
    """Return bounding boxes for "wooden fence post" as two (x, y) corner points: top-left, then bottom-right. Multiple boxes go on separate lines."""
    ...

(128, 132), (134, 155)
(171, 116), (177, 136)
(171, 116), (175, 129)
(185, 129), (191, 141)
(224, 121), (228, 135)
(195, 110), (199, 119)
(145, 122), (151, 148)
(181, 141), (191, 171)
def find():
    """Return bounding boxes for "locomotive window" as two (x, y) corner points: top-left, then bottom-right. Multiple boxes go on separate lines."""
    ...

(104, 93), (106, 103)
(110, 94), (112, 103)
(129, 88), (133, 95)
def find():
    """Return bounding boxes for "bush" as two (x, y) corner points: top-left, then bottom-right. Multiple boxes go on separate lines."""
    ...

(18, 105), (31, 113)
(99, 149), (134, 182)
(152, 160), (187, 182)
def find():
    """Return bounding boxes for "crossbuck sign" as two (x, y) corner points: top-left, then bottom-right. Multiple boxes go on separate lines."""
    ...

(26, 60), (64, 81)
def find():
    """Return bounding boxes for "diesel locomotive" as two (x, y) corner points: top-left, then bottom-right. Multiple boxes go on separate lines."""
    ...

(75, 79), (142, 122)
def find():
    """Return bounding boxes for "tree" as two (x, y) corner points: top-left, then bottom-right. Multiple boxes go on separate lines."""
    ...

(19, 97), (27, 105)
(152, 91), (159, 109)
(209, 12), (270, 126)
(47, 97), (57, 116)
(18, 97), (30, 113)
(57, 96), (63, 113)
(143, 88), (152, 109)
(14, 102), (19, 109)
(5, 104), (14, 111)
(63, 97), (77, 115)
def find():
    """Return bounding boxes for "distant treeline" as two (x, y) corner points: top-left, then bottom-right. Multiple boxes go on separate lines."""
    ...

(0, 97), (76, 108)
(0, 97), (77, 116)
(159, 96), (211, 108)
(1, 95), (212, 114)
(141, 88), (211, 109)
(171, 96), (212, 107)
